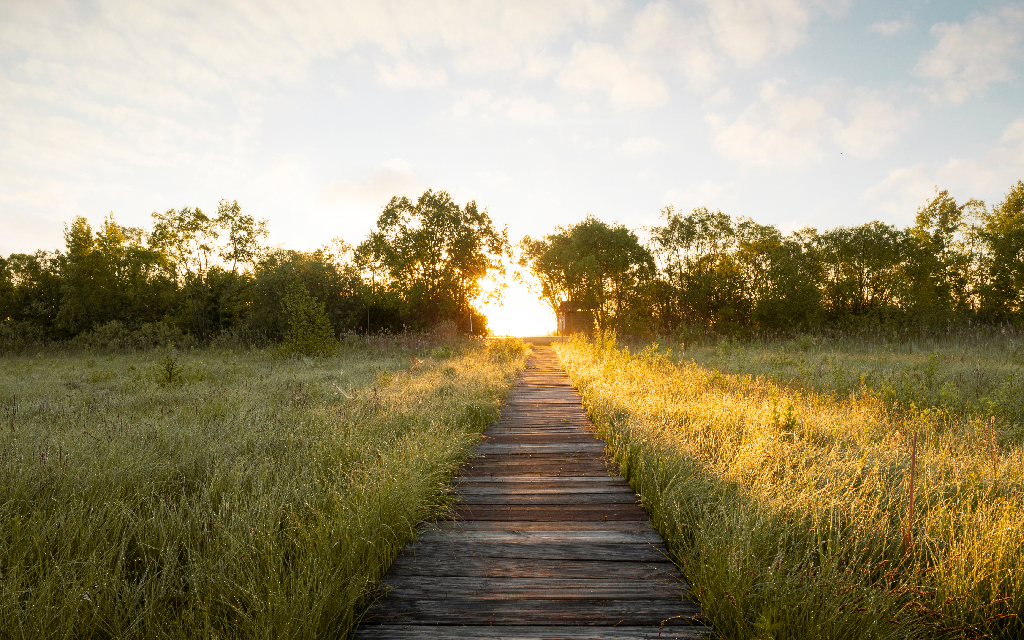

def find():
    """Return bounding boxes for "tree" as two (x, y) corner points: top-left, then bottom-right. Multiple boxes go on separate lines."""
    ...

(356, 189), (510, 331)
(737, 222), (823, 330)
(149, 206), (219, 339)
(817, 221), (911, 323)
(974, 180), (1024, 321)
(648, 207), (744, 329)
(903, 188), (979, 322)
(0, 251), (63, 337)
(246, 246), (363, 342)
(56, 215), (169, 335)
(520, 215), (655, 333)
(213, 199), (268, 332)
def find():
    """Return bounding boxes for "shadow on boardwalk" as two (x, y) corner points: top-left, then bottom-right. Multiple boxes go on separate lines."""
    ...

(354, 346), (711, 639)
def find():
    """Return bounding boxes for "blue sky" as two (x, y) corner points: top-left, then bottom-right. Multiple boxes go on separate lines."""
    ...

(2, 0), (1023, 262)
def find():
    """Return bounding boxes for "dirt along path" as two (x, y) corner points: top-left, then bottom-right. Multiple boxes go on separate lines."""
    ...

(353, 346), (710, 639)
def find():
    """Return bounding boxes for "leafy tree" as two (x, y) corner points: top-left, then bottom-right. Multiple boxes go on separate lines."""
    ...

(520, 215), (655, 333)
(817, 221), (911, 323)
(0, 251), (63, 338)
(56, 215), (170, 335)
(214, 199), (268, 332)
(149, 206), (219, 339)
(737, 223), (824, 330)
(357, 189), (509, 331)
(904, 189), (979, 322)
(974, 180), (1024, 320)
(648, 207), (744, 329)
(246, 245), (364, 342)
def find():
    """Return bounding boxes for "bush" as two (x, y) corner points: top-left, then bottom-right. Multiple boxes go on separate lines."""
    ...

(280, 282), (338, 357)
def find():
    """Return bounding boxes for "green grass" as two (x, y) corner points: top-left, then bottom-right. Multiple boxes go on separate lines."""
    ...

(679, 329), (1024, 435)
(554, 332), (1023, 640)
(0, 336), (528, 638)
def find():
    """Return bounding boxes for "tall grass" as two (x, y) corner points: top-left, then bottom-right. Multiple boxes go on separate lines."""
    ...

(679, 327), (1024, 432)
(0, 337), (528, 638)
(555, 333), (1023, 640)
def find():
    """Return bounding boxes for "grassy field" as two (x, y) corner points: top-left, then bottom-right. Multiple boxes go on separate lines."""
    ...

(0, 335), (528, 638)
(555, 331), (1023, 640)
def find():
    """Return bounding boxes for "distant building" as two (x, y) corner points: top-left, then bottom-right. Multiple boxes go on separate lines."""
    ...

(557, 301), (596, 336)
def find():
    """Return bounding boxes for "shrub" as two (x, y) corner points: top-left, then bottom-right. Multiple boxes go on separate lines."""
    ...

(280, 282), (338, 357)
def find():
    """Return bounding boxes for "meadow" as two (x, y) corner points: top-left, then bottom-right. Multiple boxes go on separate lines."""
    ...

(0, 334), (528, 638)
(555, 331), (1024, 640)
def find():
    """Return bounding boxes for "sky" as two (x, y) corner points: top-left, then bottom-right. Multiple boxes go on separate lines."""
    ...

(2, 1), (1024, 333)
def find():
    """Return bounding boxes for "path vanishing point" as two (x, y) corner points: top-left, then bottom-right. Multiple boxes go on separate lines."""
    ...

(354, 345), (711, 639)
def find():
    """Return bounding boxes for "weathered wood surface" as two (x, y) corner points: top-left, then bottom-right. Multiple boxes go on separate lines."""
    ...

(354, 346), (710, 639)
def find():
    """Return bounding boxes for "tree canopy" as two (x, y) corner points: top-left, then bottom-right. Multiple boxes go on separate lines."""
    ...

(356, 189), (509, 332)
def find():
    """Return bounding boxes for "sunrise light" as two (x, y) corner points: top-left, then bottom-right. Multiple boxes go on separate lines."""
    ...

(476, 267), (554, 338)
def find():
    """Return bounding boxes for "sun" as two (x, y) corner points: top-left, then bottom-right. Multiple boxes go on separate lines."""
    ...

(476, 266), (554, 337)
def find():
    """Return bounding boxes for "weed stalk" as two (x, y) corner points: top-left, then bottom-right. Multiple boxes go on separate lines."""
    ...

(903, 431), (917, 558)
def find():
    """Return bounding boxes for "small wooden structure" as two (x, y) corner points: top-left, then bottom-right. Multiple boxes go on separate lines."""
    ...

(557, 301), (596, 336)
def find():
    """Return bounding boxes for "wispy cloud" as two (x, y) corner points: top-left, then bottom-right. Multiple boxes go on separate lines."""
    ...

(916, 5), (1024, 103)
(559, 42), (667, 109)
(621, 136), (666, 156)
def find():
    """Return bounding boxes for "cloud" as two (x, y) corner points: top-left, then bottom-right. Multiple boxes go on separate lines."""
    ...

(559, 42), (667, 109)
(627, 1), (719, 90)
(863, 118), (1024, 215)
(376, 60), (447, 87)
(701, 0), (847, 67)
(506, 97), (556, 121)
(664, 180), (731, 209)
(452, 89), (495, 117)
(620, 136), (665, 155)
(935, 116), (1024, 193)
(318, 158), (428, 207)
(710, 81), (905, 166)
(833, 89), (907, 158)
(869, 19), (909, 36)
(711, 80), (832, 166)
(861, 164), (935, 218)
(916, 5), (1024, 103)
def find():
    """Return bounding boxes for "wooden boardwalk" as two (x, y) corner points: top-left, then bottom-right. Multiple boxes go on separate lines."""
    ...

(354, 346), (709, 639)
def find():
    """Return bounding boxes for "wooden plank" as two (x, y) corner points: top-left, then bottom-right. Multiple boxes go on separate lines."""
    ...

(389, 540), (665, 562)
(354, 625), (710, 640)
(452, 504), (649, 521)
(454, 477), (626, 484)
(359, 598), (702, 625)
(474, 444), (607, 454)
(425, 520), (656, 533)
(456, 485), (635, 495)
(412, 529), (666, 545)
(385, 557), (680, 580)
(376, 577), (685, 600)
(458, 493), (640, 505)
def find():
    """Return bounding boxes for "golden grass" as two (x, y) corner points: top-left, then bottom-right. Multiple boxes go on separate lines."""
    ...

(555, 333), (1023, 640)
(0, 337), (528, 638)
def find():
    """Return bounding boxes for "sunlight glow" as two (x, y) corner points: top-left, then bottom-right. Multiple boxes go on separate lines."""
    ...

(477, 267), (554, 337)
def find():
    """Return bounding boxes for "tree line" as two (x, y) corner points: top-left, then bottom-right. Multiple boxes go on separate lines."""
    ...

(3, 180), (1023, 349)
(519, 180), (1024, 337)
(0, 190), (508, 349)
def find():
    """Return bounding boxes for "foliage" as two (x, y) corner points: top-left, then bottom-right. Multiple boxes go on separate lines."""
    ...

(0, 338), (528, 638)
(556, 335), (1024, 640)
(357, 189), (509, 333)
(519, 215), (655, 333)
(633, 181), (1024, 336)
(280, 282), (338, 357)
